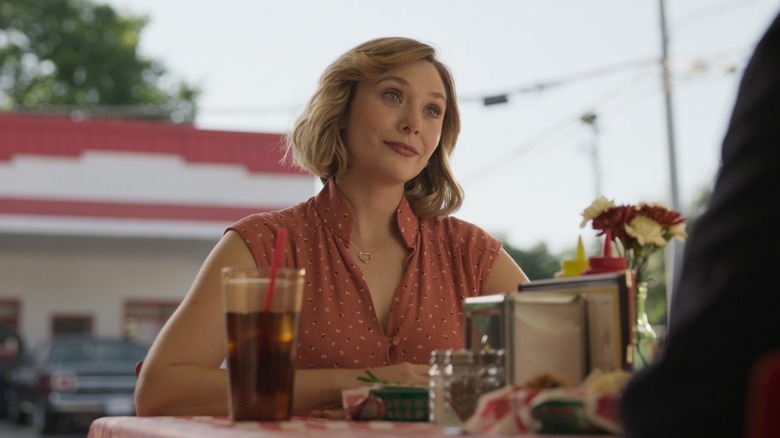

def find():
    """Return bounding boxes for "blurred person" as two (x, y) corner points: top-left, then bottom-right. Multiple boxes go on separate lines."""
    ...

(135, 37), (528, 416)
(620, 10), (780, 437)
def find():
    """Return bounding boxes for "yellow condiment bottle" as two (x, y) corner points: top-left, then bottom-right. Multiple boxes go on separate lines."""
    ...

(554, 236), (590, 278)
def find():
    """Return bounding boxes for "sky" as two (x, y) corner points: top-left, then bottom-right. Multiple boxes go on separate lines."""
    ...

(104, 0), (780, 254)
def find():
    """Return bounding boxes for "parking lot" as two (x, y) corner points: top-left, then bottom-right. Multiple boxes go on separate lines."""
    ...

(1, 333), (145, 438)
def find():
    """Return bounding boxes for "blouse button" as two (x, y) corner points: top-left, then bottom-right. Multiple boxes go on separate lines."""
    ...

(391, 336), (400, 346)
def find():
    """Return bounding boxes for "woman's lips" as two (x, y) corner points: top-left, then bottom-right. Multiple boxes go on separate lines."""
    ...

(385, 141), (418, 157)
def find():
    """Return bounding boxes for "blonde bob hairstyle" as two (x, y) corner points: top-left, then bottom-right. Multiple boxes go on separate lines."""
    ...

(285, 37), (464, 217)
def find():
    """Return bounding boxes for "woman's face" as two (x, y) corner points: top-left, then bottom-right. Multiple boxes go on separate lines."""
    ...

(340, 60), (446, 185)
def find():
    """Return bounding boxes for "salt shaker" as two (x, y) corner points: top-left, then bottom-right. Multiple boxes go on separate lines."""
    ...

(428, 350), (449, 426)
(444, 349), (479, 424)
(428, 350), (448, 423)
(477, 349), (506, 395)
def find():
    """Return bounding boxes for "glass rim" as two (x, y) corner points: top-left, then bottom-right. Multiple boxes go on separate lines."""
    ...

(221, 266), (305, 277)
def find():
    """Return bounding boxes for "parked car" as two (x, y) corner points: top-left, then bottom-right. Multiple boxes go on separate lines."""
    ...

(5, 336), (147, 434)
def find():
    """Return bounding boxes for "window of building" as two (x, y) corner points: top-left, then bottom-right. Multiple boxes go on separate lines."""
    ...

(52, 314), (93, 337)
(124, 301), (179, 346)
(0, 300), (22, 360)
(0, 299), (20, 332)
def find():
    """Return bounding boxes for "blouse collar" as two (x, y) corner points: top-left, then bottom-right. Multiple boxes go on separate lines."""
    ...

(313, 178), (419, 249)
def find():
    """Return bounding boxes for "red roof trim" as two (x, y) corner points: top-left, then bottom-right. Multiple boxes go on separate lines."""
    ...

(0, 197), (272, 222)
(0, 113), (302, 174)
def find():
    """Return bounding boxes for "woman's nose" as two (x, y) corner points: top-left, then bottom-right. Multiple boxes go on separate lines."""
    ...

(399, 109), (421, 135)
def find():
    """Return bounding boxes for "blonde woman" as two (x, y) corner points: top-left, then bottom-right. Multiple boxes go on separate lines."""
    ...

(135, 37), (528, 416)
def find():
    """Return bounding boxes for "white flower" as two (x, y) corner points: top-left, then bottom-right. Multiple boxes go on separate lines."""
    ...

(625, 216), (667, 247)
(580, 196), (615, 228)
(668, 222), (688, 242)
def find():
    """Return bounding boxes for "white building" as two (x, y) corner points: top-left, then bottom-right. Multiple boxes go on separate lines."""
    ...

(0, 113), (316, 349)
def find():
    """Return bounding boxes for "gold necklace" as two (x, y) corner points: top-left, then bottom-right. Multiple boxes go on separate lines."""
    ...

(351, 235), (391, 263)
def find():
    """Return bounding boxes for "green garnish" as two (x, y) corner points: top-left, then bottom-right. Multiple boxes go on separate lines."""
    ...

(357, 369), (389, 384)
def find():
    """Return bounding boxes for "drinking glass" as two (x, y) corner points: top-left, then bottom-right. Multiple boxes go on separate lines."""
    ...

(222, 266), (305, 421)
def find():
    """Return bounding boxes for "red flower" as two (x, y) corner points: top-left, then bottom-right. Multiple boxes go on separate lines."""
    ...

(635, 204), (686, 228)
(589, 204), (637, 250)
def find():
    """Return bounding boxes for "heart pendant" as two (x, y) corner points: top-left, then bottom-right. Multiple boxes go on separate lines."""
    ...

(358, 252), (372, 263)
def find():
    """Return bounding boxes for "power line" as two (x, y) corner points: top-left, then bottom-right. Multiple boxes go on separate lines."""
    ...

(459, 57), (658, 106)
(459, 115), (581, 184)
(455, 41), (754, 189)
(459, 62), (658, 184)
(3, 48), (753, 125)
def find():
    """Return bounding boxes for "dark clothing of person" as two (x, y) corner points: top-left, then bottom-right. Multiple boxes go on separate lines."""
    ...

(619, 10), (780, 437)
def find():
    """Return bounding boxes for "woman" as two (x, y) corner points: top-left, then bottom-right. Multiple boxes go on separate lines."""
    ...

(134, 37), (528, 416)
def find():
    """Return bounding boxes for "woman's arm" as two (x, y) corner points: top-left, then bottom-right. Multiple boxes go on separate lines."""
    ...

(134, 230), (252, 416)
(482, 248), (529, 295)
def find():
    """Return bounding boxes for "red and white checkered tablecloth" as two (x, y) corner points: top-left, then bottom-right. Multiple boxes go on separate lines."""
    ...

(89, 416), (451, 438)
(88, 416), (605, 438)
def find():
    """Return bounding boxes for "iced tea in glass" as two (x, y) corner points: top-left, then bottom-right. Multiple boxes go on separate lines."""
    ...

(222, 266), (304, 421)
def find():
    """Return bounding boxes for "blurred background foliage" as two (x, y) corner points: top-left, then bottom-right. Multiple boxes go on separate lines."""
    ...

(0, 0), (198, 122)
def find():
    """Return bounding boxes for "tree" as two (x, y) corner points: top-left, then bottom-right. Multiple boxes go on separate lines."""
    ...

(0, 0), (198, 122)
(503, 241), (561, 281)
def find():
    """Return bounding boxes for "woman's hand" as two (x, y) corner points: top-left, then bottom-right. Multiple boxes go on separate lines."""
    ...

(361, 362), (430, 386)
(293, 362), (430, 412)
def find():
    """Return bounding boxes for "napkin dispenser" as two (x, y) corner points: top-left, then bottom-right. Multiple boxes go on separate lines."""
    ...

(464, 271), (634, 386)
(464, 292), (587, 386)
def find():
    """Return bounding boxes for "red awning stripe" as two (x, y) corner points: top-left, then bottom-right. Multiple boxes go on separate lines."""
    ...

(0, 113), (301, 174)
(0, 197), (272, 222)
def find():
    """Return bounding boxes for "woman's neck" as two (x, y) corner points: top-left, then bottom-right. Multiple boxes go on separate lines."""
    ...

(334, 175), (404, 245)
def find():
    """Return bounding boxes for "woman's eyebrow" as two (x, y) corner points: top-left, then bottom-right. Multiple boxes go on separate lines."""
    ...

(376, 76), (446, 102)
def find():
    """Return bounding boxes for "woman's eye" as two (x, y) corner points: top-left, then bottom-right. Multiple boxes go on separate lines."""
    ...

(424, 105), (442, 118)
(384, 89), (402, 103)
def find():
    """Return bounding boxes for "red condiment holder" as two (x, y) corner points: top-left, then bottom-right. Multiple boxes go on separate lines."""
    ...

(582, 230), (626, 275)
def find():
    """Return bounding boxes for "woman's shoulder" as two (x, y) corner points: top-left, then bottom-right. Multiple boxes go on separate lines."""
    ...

(227, 199), (316, 243)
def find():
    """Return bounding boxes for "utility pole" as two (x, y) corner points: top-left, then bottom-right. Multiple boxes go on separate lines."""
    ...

(580, 112), (602, 199)
(658, 0), (684, 316)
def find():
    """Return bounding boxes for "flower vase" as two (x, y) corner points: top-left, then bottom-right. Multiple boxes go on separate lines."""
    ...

(633, 281), (658, 370)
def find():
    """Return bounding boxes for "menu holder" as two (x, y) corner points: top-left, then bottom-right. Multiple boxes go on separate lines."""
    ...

(464, 271), (634, 387)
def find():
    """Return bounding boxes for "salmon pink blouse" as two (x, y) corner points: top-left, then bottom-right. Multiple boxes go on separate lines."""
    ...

(227, 179), (503, 368)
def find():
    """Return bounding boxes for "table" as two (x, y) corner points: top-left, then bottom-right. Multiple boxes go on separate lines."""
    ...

(88, 416), (474, 438)
(88, 416), (608, 438)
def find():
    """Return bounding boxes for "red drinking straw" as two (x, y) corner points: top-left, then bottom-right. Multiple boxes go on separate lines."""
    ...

(264, 227), (287, 312)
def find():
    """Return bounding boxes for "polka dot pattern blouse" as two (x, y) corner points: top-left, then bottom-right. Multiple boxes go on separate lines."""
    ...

(227, 179), (502, 369)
